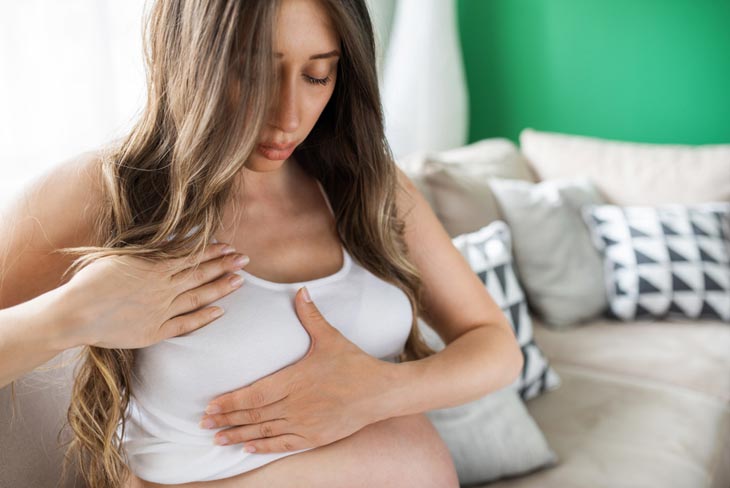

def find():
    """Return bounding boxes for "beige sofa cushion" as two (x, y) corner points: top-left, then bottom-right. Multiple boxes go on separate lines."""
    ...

(476, 316), (730, 487)
(529, 316), (730, 404)
(480, 362), (730, 488)
(519, 128), (730, 205)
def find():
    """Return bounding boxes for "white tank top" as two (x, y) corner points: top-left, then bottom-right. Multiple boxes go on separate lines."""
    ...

(119, 181), (413, 484)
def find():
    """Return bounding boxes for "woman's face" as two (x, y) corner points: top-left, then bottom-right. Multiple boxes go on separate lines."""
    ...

(246, 0), (340, 172)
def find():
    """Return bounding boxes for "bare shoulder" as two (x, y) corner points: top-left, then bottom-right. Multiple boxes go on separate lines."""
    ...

(0, 149), (106, 309)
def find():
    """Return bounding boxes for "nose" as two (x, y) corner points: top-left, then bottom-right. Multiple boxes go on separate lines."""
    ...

(268, 71), (300, 134)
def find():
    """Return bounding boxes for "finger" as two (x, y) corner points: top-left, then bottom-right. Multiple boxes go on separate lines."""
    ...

(295, 286), (336, 346)
(200, 402), (284, 429)
(210, 418), (289, 447)
(164, 243), (236, 275)
(240, 434), (310, 454)
(169, 271), (245, 318)
(171, 251), (250, 292)
(156, 304), (226, 341)
(206, 375), (288, 414)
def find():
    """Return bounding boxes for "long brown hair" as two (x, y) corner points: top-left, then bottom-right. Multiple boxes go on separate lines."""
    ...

(52, 0), (438, 486)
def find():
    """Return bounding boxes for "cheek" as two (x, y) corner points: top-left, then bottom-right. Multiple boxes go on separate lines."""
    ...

(304, 87), (335, 122)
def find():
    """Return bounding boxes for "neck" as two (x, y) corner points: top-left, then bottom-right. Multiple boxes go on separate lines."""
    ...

(237, 156), (302, 200)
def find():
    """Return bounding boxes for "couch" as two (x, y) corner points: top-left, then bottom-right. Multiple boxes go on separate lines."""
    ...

(2, 128), (729, 488)
(400, 128), (730, 488)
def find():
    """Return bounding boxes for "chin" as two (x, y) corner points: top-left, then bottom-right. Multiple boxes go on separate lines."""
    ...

(243, 156), (287, 172)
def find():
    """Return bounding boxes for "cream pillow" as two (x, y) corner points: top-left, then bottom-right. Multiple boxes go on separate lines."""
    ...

(422, 138), (537, 237)
(520, 128), (730, 205)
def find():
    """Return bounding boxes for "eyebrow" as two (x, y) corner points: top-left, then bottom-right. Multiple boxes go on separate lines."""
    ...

(274, 49), (341, 60)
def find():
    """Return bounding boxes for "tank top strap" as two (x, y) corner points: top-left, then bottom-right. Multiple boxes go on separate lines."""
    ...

(316, 179), (335, 218)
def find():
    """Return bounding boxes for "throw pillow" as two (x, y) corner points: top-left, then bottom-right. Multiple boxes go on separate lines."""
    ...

(488, 177), (608, 329)
(419, 319), (559, 486)
(421, 138), (537, 238)
(581, 202), (730, 322)
(451, 220), (561, 400)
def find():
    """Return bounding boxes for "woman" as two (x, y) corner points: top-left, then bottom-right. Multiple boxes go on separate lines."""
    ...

(5, 0), (524, 486)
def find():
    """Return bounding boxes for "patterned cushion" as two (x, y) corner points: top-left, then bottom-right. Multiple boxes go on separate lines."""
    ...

(451, 220), (561, 400)
(581, 203), (730, 322)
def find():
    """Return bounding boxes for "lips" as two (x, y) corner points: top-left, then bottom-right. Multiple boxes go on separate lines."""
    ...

(258, 141), (296, 151)
(256, 141), (297, 160)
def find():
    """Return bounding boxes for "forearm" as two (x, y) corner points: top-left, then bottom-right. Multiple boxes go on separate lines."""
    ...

(0, 285), (81, 388)
(374, 324), (522, 420)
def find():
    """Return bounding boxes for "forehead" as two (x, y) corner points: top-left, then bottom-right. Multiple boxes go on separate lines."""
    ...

(274, 0), (340, 57)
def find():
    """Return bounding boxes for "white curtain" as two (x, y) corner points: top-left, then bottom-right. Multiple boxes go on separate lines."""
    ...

(0, 0), (148, 207)
(381, 0), (469, 160)
(0, 0), (468, 206)
(364, 0), (397, 87)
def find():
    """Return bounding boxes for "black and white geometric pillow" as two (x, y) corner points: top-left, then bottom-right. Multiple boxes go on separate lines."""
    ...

(581, 203), (730, 322)
(451, 220), (561, 401)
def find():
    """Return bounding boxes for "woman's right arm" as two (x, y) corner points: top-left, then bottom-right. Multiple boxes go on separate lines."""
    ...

(0, 151), (103, 387)
(0, 151), (247, 387)
(0, 280), (81, 388)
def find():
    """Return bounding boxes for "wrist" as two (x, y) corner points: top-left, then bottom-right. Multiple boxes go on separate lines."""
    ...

(42, 283), (89, 351)
(369, 358), (422, 422)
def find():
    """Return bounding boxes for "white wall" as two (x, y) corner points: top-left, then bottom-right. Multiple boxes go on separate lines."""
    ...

(0, 0), (148, 207)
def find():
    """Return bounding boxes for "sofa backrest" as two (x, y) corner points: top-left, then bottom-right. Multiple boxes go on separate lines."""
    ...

(520, 128), (730, 205)
(398, 138), (537, 237)
(399, 129), (730, 239)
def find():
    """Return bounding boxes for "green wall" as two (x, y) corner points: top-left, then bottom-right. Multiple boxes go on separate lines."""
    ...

(457, 0), (730, 145)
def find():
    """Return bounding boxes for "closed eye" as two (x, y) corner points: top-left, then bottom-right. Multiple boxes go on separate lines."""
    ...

(304, 74), (331, 86)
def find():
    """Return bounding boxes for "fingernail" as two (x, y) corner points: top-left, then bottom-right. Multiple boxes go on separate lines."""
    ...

(234, 254), (250, 266)
(221, 245), (236, 255)
(302, 286), (312, 303)
(206, 404), (222, 414)
(244, 444), (257, 453)
(229, 275), (244, 287)
(215, 435), (229, 445)
(200, 418), (216, 429)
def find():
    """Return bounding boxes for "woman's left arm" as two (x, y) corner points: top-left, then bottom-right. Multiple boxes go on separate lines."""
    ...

(369, 168), (524, 421)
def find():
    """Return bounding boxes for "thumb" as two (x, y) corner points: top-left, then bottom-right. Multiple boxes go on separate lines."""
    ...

(295, 286), (334, 342)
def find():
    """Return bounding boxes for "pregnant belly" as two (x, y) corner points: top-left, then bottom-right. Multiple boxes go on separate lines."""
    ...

(125, 413), (458, 488)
